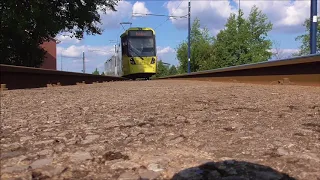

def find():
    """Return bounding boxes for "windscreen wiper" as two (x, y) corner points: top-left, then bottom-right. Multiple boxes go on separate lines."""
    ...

(129, 46), (144, 60)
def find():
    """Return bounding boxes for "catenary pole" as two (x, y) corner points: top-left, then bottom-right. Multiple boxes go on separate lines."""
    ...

(310, 0), (317, 54)
(238, 0), (240, 61)
(82, 51), (85, 73)
(187, 0), (191, 73)
(61, 52), (63, 71)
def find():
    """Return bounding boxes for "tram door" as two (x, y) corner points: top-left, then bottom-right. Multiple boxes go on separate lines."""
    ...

(121, 36), (129, 75)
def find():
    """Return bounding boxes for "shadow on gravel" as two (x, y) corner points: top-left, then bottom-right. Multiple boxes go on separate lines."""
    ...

(171, 160), (296, 180)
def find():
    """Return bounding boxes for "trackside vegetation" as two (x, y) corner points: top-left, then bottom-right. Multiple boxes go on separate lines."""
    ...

(0, 0), (119, 67)
(169, 5), (319, 75)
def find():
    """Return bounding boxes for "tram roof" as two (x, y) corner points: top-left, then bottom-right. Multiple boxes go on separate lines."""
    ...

(120, 27), (155, 38)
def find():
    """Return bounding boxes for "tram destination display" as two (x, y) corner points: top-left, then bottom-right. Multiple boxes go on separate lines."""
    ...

(128, 30), (153, 37)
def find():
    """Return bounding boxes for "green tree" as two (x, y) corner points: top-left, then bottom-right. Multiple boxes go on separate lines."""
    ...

(101, 72), (105, 76)
(176, 18), (215, 73)
(168, 65), (178, 75)
(0, 0), (119, 67)
(212, 13), (239, 68)
(294, 17), (320, 56)
(92, 68), (100, 75)
(213, 6), (273, 68)
(154, 60), (169, 78)
(245, 6), (273, 63)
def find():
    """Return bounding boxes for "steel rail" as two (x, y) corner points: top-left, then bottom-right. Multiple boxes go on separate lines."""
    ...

(159, 54), (320, 86)
(0, 64), (128, 90)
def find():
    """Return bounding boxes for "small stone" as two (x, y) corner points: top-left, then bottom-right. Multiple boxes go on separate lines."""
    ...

(34, 139), (54, 146)
(120, 133), (129, 138)
(2, 165), (29, 173)
(118, 171), (140, 180)
(147, 163), (164, 172)
(57, 132), (68, 137)
(41, 101), (45, 104)
(139, 169), (161, 180)
(3, 142), (21, 150)
(110, 161), (141, 170)
(81, 135), (100, 144)
(30, 158), (53, 169)
(103, 151), (129, 161)
(70, 151), (92, 162)
(176, 116), (186, 121)
(41, 132), (57, 137)
(1, 149), (26, 159)
(20, 136), (33, 141)
(38, 149), (54, 156)
(131, 131), (141, 137)
(123, 121), (134, 127)
(219, 157), (233, 161)
(85, 144), (104, 152)
(53, 144), (65, 152)
(300, 152), (320, 162)
(163, 167), (179, 179)
(186, 119), (197, 125)
(32, 165), (67, 178)
(273, 141), (283, 146)
(277, 147), (289, 156)
(166, 135), (185, 145)
(300, 172), (320, 179)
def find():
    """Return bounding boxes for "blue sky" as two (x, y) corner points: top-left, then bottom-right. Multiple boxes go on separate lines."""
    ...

(56, 0), (316, 74)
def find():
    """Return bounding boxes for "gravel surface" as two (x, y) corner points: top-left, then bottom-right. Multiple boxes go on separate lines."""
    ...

(1, 80), (320, 180)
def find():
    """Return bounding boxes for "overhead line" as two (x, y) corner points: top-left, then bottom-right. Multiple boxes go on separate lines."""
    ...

(155, 0), (184, 30)
(155, 19), (170, 29)
(132, 13), (186, 18)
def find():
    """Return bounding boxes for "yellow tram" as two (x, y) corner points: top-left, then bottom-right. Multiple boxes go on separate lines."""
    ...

(119, 27), (157, 80)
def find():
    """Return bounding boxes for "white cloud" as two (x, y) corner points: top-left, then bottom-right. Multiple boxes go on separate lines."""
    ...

(166, 0), (311, 34)
(156, 46), (178, 65)
(57, 45), (115, 58)
(234, 0), (310, 33)
(57, 45), (117, 73)
(59, 45), (176, 64)
(55, 32), (81, 44)
(98, 0), (151, 29)
(98, 1), (133, 29)
(157, 46), (175, 55)
(54, 1), (134, 43)
(72, 59), (90, 63)
(166, 1), (236, 34)
(132, 1), (151, 17)
(269, 48), (299, 60)
(56, 1), (152, 43)
(275, 48), (299, 55)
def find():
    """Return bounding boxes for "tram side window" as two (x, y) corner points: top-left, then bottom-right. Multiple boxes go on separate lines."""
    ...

(121, 36), (128, 55)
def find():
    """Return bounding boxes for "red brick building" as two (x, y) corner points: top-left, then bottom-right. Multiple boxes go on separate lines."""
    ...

(39, 37), (58, 70)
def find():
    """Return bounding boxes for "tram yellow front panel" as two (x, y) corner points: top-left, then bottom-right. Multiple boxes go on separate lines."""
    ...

(128, 57), (156, 74)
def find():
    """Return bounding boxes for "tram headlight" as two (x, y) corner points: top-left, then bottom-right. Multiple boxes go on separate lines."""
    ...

(130, 58), (136, 65)
(151, 57), (155, 64)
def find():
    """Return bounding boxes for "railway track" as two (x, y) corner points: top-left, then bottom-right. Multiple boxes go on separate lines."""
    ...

(1, 54), (319, 90)
(159, 54), (320, 86)
(0, 64), (127, 90)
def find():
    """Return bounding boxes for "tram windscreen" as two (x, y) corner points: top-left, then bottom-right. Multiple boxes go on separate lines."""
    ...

(128, 37), (155, 57)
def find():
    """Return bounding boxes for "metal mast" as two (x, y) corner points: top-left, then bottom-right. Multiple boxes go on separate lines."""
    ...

(82, 51), (85, 73)
(310, 0), (318, 54)
(187, 0), (191, 73)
